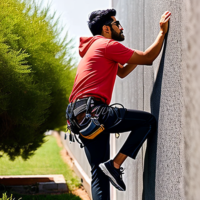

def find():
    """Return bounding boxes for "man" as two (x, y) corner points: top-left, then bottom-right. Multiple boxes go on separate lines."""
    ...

(67, 9), (171, 200)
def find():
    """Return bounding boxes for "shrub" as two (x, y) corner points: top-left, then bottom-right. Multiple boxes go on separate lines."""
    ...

(0, 0), (76, 160)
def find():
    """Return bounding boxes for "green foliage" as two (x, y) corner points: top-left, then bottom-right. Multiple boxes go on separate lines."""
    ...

(0, 0), (76, 160)
(0, 193), (21, 200)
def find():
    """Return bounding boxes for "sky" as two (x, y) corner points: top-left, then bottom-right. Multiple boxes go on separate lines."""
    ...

(35, 0), (111, 61)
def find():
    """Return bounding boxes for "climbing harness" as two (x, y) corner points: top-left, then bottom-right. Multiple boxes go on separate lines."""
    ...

(65, 97), (125, 148)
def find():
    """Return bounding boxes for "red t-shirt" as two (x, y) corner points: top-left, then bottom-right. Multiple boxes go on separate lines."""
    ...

(69, 35), (134, 105)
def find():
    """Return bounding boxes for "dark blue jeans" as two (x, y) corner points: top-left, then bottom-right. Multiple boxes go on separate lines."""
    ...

(79, 106), (157, 200)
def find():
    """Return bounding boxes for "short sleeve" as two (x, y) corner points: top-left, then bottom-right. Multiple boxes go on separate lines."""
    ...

(105, 40), (134, 65)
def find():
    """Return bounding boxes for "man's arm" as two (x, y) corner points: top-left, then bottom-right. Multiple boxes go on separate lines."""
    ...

(117, 63), (137, 78)
(128, 11), (171, 65)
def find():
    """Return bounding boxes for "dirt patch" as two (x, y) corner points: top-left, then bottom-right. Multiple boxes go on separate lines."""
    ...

(73, 186), (90, 200)
(52, 131), (63, 148)
(52, 131), (90, 200)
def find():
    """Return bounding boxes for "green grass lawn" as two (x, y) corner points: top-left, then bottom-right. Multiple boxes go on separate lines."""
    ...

(1, 192), (82, 200)
(0, 135), (81, 191)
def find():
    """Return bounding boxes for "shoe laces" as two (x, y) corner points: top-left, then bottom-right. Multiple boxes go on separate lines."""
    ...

(119, 167), (125, 179)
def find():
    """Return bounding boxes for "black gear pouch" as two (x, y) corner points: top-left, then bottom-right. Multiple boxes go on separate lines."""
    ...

(66, 103), (80, 134)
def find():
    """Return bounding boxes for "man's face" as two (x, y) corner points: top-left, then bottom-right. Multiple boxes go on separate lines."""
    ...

(110, 16), (124, 41)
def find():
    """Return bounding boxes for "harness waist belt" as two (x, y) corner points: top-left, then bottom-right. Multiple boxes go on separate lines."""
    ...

(72, 98), (96, 117)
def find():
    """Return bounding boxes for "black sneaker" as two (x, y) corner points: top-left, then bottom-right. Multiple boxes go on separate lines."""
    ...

(99, 160), (126, 191)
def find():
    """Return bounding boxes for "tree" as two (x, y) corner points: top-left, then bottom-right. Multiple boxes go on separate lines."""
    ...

(0, 0), (76, 160)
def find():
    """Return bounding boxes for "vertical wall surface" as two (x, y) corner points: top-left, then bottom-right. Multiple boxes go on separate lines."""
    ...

(183, 0), (200, 200)
(112, 0), (185, 200)
(111, 1), (145, 200)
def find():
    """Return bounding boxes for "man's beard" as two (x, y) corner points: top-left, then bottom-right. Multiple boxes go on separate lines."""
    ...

(111, 28), (125, 41)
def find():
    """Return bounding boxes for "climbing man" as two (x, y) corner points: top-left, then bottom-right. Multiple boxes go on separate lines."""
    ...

(66, 9), (171, 200)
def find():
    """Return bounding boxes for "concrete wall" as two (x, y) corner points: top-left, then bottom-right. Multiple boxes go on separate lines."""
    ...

(111, 0), (200, 200)
(112, 0), (184, 199)
(183, 0), (200, 200)
(111, 1), (147, 200)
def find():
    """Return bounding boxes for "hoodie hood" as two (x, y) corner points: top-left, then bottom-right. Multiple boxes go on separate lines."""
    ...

(79, 35), (105, 58)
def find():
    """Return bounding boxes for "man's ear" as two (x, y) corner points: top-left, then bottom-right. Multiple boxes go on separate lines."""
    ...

(102, 25), (111, 34)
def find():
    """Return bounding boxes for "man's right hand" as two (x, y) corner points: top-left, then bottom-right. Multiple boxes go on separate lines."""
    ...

(127, 10), (171, 65)
(160, 11), (171, 34)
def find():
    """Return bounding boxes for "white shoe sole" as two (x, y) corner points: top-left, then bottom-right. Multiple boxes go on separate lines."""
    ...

(99, 163), (125, 191)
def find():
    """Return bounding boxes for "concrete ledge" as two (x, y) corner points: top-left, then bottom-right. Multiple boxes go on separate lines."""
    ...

(0, 175), (68, 193)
